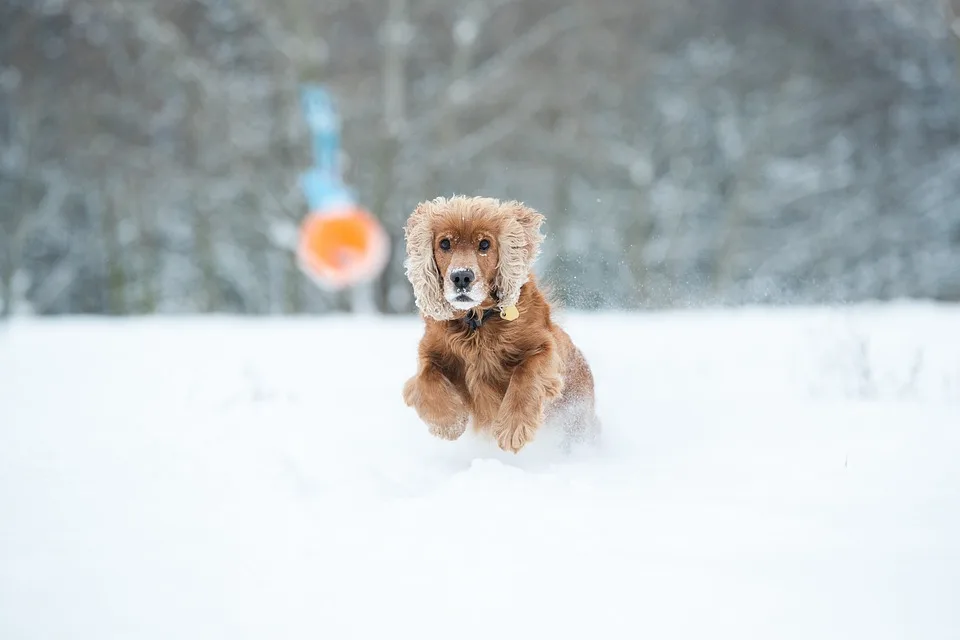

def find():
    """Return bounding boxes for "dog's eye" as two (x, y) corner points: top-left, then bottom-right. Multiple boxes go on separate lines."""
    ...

(478, 239), (490, 252)
(439, 238), (451, 251)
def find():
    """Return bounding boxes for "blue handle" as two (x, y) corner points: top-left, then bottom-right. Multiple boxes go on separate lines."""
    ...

(300, 168), (356, 211)
(299, 84), (353, 210)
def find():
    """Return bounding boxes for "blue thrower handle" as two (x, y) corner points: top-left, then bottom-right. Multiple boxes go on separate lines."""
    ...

(299, 84), (353, 210)
(300, 168), (356, 212)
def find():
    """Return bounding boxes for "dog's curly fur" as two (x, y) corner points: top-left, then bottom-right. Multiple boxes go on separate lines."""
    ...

(401, 195), (599, 453)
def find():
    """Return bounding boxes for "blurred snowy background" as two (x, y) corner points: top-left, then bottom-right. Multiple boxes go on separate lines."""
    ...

(3, 0), (960, 318)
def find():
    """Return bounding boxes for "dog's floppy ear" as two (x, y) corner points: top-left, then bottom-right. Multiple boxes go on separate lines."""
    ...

(495, 200), (545, 311)
(404, 198), (455, 320)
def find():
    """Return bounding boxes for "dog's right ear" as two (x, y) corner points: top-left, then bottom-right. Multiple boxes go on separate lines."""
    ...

(403, 198), (455, 321)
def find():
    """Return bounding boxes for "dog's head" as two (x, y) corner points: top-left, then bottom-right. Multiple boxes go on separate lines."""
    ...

(403, 195), (545, 320)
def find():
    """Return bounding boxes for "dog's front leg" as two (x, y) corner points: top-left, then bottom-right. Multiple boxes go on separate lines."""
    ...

(403, 362), (469, 441)
(493, 343), (564, 453)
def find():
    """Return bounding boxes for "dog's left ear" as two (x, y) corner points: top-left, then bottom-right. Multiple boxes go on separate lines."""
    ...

(496, 201), (545, 311)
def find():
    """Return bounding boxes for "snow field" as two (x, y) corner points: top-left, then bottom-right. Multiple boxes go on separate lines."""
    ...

(1, 302), (959, 639)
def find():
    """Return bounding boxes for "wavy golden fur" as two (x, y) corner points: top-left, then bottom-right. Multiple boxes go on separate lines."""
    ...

(402, 195), (599, 453)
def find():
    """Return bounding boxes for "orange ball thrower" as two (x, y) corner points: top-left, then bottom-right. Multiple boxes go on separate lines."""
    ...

(296, 205), (390, 291)
(295, 85), (390, 291)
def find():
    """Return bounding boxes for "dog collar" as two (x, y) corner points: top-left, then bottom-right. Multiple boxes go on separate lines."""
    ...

(462, 307), (498, 332)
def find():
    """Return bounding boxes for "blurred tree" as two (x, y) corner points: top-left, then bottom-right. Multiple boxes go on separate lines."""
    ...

(1, 0), (958, 317)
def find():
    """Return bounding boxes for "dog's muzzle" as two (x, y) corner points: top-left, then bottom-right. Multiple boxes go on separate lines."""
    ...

(449, 268), (475, 293)
(447, 267), (483, 308)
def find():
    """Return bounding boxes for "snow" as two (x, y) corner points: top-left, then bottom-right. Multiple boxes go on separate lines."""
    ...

(1, 302), (959, 640)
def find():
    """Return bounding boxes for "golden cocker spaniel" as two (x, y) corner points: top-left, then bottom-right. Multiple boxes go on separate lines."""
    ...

(401, 195), (599, 453)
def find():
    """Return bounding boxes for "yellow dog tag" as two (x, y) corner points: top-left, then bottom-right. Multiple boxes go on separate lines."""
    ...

(500, 305), (519, 321)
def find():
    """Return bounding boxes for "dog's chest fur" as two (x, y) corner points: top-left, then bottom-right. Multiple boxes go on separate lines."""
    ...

(440, 321), (529, 428)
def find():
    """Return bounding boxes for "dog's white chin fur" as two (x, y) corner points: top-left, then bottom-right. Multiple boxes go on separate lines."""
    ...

(447, 295), (481, 311)
(445, 284), (486, 311)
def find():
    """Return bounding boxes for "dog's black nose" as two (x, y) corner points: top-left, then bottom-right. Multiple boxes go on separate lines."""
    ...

(450, 269), (474, 290)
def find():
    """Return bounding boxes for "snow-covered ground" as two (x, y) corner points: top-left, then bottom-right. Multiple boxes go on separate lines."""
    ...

(2, 302), (959, 640)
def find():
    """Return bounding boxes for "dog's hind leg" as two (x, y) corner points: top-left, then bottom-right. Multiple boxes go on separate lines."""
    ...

(545, 396), (601, 453)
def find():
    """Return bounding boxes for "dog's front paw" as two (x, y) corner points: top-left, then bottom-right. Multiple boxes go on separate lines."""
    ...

(403, 374), (469, 441)
(429, 415), (469, 441)
(402, 376), (419, 407)
(493, 409), (542, 454)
